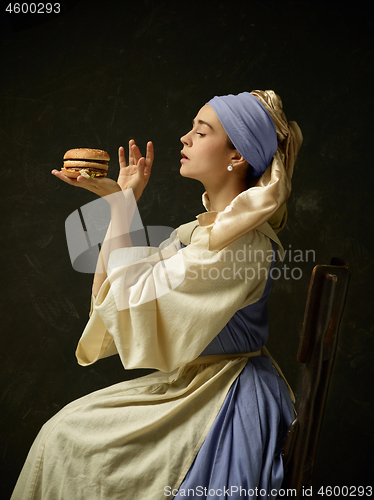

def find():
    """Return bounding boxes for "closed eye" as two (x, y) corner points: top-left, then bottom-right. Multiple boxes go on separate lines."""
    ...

(196, 132), (206, 137)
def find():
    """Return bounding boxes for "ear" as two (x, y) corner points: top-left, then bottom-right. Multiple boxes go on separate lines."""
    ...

(231, 152), (248, 169)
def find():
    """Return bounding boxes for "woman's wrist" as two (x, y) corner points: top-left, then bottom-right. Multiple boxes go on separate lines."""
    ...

(104, 189), (137, 240)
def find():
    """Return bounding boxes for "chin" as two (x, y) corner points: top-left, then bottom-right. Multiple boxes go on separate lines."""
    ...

(180, 164), (197, 179)
(179, 165), (192, 178)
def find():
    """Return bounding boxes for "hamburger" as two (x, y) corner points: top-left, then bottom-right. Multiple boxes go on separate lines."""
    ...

(62, 148), (109, 178)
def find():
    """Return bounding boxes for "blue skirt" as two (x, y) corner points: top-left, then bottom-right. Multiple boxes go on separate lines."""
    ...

(175, 355), (294, 499)
(175, 242), (294, 499)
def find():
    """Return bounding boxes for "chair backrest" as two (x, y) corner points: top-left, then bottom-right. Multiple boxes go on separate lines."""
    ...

(281, 258), (350, 497)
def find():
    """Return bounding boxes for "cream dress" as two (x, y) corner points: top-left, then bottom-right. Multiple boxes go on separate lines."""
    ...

(11, 212), (293, 500)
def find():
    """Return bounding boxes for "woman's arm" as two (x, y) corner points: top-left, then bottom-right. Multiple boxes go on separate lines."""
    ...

(77, 226), (275, 372)
(91, 191), (135, 298)
(51, 139), (154, 298)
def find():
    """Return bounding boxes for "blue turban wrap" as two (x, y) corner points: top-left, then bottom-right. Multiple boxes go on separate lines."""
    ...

(207, 92), (278, 177)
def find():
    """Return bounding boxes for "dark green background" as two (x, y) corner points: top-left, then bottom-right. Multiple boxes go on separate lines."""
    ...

(1, 0), (373, 497)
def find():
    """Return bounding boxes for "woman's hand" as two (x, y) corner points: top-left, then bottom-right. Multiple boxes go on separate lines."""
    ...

(51, 140), (153, 200)
(117, 140), (154, 201)
(50, 170), (122, 197)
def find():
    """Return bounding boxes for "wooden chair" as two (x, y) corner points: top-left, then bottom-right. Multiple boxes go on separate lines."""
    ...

(281, 258), (350, 498)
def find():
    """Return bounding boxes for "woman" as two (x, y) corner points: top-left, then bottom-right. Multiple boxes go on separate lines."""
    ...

(12, 90), (303, 499)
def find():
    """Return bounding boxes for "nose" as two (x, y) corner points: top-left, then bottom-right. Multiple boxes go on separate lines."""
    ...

(180, 130), (191, 145)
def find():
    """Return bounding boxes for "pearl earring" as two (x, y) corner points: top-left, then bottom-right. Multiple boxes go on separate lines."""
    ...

(227, 165), (233, 171)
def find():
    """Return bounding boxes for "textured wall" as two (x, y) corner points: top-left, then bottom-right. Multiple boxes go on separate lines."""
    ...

(0, 0), (372, 497)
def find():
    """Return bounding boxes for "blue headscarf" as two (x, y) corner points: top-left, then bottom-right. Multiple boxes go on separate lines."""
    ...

(207, 92), (278, 177)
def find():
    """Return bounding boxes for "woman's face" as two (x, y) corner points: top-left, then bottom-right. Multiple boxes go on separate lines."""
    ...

(180, 104), (235, 187)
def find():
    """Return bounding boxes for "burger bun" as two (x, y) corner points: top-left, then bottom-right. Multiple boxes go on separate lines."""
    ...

(62, 148), (110, 178)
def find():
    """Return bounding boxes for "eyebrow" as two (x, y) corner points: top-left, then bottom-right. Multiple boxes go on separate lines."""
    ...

(192, 119), (214, 130)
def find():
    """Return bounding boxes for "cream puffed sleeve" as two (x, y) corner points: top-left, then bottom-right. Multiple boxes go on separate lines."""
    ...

(76, 217), (281, 373)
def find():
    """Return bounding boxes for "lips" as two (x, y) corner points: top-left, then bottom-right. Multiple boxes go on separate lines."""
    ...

(181, 151), (190, 161)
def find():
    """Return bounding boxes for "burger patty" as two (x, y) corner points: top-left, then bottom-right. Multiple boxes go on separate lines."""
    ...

(63, 158), (108, 165)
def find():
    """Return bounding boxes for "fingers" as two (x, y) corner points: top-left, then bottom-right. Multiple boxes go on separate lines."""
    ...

(121, 139), (153, 175)
(51, 169), (80, 186)
(136, 154), (152, 179)
(132, 140), (154, 167)
(118, 146), (126, 169)
(52, 169), (123, 197)
(128, 139), (135, 166)
(51, 169), (100, 192)
(143, 141), (153, 178)
(131, 142), (142, 166)
(146, 141), (154, 164)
